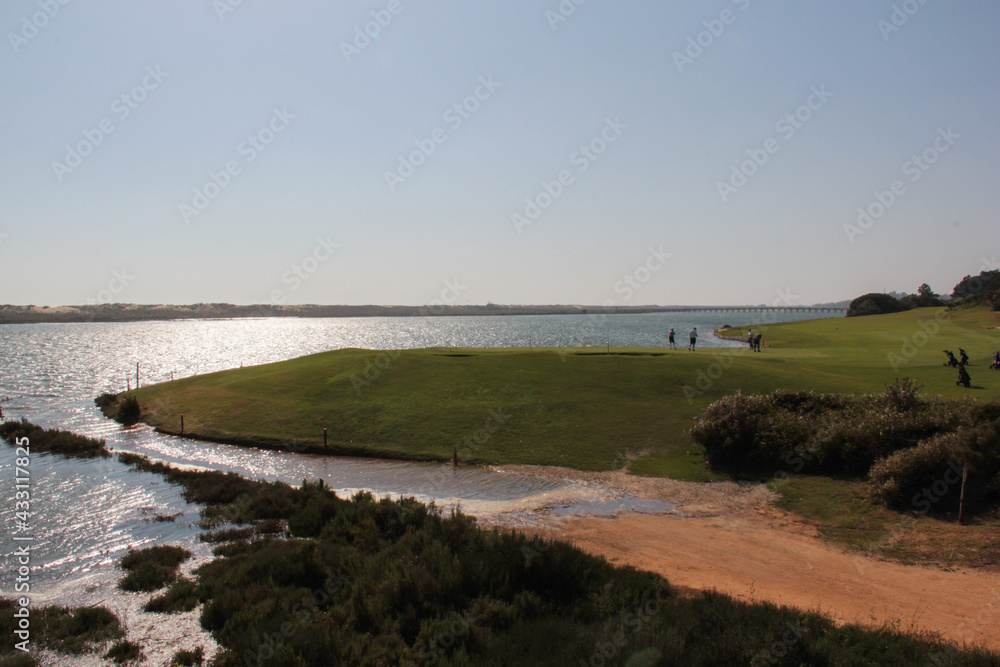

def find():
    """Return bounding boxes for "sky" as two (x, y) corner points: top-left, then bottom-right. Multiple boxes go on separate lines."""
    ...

(1, 1), (998, 308)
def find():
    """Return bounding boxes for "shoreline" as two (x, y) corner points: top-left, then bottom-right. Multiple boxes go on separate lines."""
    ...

(0, 303), (846, 325)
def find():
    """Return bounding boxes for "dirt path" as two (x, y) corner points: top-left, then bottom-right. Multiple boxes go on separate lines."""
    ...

(498, 466), (1000, 652)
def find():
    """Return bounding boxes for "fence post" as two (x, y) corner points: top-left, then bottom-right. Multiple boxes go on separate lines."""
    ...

(958, 466), (968, 525)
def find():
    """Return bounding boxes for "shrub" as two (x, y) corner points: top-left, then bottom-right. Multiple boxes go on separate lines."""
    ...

(0, 420), (109, 459)
(119, 545), (192, 592)
(105, 640), (143, 664)
(171, 646), (205, 666)
(847, 293), (906, 317)
(691, 387), (970, 478)
(871, 417), (1000, 514)
(95, 392), (117, 408)
(115, 395), (141, 425)
(144, 577), (199, 613)
(31, 605), (124, 654)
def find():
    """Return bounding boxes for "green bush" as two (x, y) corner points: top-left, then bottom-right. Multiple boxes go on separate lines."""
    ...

(105, 640), (143, 664)
(22, 605), (123, 655)
(115, 395), (141, 425)
(871, 414), (1000, 514)
(691, 388), (968, 477)
(144, 577), (199, 613)
(0, 420), (109, 459)
(847, 292), (906, 317)
(119, 545), (192, 592)
(171, 646), (205, 666)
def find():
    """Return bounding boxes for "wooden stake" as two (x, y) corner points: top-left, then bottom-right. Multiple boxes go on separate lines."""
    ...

(958, 465), (969, 525)
(323, 428), (328, 446)
(452, 444), (458, 467)
(180, 414), (184, 436)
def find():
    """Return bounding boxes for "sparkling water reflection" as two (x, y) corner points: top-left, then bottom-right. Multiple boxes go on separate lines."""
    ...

(0, 311), (835, 599)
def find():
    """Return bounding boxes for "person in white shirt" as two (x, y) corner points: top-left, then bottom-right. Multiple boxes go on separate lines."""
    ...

(689, 327), (698, 351)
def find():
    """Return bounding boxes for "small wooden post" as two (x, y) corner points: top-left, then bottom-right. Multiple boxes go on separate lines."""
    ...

(323, 428), (328, 446)
(126, 377), (130, 391)
(958, 465), (969, 524)
(180, 414), (184, 435)
(452, 444), (458, 466)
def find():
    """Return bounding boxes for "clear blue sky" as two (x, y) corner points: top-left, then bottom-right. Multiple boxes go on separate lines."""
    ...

(2, 1), (998, 307)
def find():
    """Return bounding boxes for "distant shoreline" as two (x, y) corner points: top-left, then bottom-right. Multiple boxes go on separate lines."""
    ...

(0, 303), (847, 324)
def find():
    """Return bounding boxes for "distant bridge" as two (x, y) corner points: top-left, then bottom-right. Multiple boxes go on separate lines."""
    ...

(659, 306), (846, 314)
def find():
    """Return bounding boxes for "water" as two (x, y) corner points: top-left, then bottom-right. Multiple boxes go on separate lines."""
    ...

(0, 311), (837, 662)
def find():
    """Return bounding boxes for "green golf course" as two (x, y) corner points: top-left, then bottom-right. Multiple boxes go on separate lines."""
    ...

(122, 306), (1000, 479)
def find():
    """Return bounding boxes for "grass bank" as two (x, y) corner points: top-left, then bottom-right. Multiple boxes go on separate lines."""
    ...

(121, 307), (1000, 475)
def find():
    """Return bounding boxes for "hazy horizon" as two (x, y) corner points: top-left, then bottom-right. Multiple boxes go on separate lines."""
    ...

(3, 2), (999, 309)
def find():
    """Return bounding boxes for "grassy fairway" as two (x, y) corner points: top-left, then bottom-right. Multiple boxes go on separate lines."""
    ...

(128, 306), (1000, 476)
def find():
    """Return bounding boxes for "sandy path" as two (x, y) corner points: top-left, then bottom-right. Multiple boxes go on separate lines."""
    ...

(497, 466), (1000, 652)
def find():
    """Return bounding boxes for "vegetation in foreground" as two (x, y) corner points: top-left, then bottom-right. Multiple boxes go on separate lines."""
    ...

(118, 544), (192, 592)
(691, 382), (1000, 514)
(0, 600), (124, 663)
(1, 420), (997, 664)
(0, 419), (109, 459)
(115, 449), (998, 666)
(690, 381), (1000, 566)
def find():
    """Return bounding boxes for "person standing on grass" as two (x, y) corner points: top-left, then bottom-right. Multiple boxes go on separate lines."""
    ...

(689, 327), (698, 351)
(747, 329), (754, 348)
(957, 363), (971, 388)
(668, 327), (676, 349)
(754, 332), (762, 352)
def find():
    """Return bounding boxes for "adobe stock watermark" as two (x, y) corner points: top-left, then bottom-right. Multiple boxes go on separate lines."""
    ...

(242, 569), (350, 667)
(843, 126), (958, 244)
(751, 617), (808, 666)
(454, 408), (511, 461)
(673, 0), (752, 74)
(413, 611), (478, 665)
(579, 580), (672, 667)
(877, 0), (932, 41)
(8, 0), (71, 54)
(213, 0), (245, 21)
(86, 268), (135, 305)
(384, 75), (502, 193)
(545, 0), (597, 31)
(511, 117), (627, 233)
(683, 286), (799, 402)
(350, 277), (467, 395)
(717, 84), (832, 203)
(266, 235), (340, 306)
(340, 0), (412, 63)
(887, 309), (950, 372)
(51, 65), (168, 183)
(588, 245), (672, 327)
(179, 107), (294, 224)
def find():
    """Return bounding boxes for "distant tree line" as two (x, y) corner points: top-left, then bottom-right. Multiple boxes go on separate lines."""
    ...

(847, 283), (945, 317)
(847, 269), (1000, 317)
